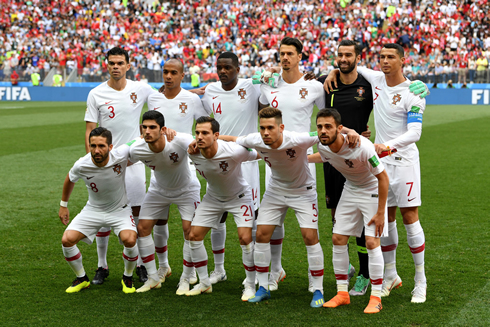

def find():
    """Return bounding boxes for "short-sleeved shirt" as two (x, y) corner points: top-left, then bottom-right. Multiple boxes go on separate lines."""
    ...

(69, 145), (130, 212)
(189, 140), (257, 202)
(236, 130), (318, 195)
(148, 88), (210, 134)
(201, 78), (260, 136)
(358, 67), (426, 166)
(85, 80), (156, 147)
(259, 76), (325, 133)
(128, 134), (200, 196)
(318, 135), (385, 199)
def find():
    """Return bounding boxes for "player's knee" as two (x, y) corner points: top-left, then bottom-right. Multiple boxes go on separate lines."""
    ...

(331, 234), (346, 246)
(121, 232), (137, 248)
(365, 237), (380, 250)
(239, 234), (252, 245)
(137, 223), (152, 237)
(61, 233), (77, 247)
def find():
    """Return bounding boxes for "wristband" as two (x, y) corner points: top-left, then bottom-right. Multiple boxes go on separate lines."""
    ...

(60, 200), (68, 207)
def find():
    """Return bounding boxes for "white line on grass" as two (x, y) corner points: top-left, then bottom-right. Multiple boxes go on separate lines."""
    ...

(448, 279), (490, 326)
(0, 106), (26, 109)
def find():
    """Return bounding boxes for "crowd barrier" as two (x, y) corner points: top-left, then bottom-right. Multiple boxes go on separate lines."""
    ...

(1, 83), (490, 105)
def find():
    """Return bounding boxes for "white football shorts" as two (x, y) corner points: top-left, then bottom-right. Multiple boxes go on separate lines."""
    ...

(126, 162), (146, 207)
(385, 161), (421, 208)
(242, 160), (260, 210)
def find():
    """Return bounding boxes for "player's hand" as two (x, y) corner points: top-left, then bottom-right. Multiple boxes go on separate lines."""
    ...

(252, 70), (280, 88)
(361, 125), (371, 139)
(346, 130), (360, 148)
(59, 207), (70, 226)
(409, 80), (430, 99)
(158, 84), (165, 93)
(367, 212), (385, 237)
(323, 69), (340, 94)
(303, 71), (316, 81)
(190, 84), (208, 95)
(188, 139), (199, 154)
(374, 143), (389, 154)
(166, 128), (177, 142)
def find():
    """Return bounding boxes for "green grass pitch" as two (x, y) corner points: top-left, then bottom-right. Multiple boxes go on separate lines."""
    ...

(0, 102), (489, 326)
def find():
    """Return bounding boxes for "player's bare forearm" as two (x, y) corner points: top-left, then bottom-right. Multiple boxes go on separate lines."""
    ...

(218, 135), (238, 142)
(375, 170), (389, 214)
(59, 174), (75, 225)
(85, 121), (97, 153)
(307, 153), (323, 163)
(323, 69), (340, 93)
(341, 127), (360, 148)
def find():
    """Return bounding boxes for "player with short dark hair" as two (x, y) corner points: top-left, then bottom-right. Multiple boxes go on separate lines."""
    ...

(59, 127), (138, 294)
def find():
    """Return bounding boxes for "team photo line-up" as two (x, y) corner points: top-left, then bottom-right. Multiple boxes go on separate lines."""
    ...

(58, 37), (429, 314)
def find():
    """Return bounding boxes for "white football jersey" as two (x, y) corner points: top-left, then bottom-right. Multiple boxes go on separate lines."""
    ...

(259, 76), (325, 133)
(85, 80), (156, 147)
(358, 67), (426, 166)
(148, 89), (210, 134)
(128, 134), (200, 196)
(318, 135), (385, 199)
(236, 130), (317, 195)
(189, 140), (257, 201)
(201, 78), (260, 136)
(69, 145), (130, 212)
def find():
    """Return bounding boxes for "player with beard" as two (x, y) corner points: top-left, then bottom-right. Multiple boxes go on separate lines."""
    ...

(308, 108), (389, 314)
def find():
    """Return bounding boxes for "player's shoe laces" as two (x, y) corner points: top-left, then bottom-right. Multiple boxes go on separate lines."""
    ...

(323, 291), (350, 308)
(189, 268), (198, 285)
(121, 275), (136, 294)
(411, 281), (427, 303)
(380, 275), (402, 297)
(310, 290), (325, 308)
(209, 270), (227, 284)
(268, 268), (286, 291)
(66, 275), (90, 293)
(349, 275), (370, 296)
(176, 277), (190, 296)
(241, 284), (256, 302)
(136, 265), (148, 283)
(157, 266), (172, 283)
(364, 295), (382, 314)
(92, 267), (109, 285)
(348, 264), (356, 284)
(248, 286), (271, 303)
(185, 283), (212, 296)
(136, 277), (161, 293)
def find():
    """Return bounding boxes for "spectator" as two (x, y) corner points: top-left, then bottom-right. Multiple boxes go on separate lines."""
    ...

(31, 71), (41, 86)
(53, 71), (63, 87)
(476, 53), (488, 83)
(11, 70), (19, 85)
(468, 55), (477, 83)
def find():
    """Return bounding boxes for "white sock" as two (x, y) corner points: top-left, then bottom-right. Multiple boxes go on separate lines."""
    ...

(332, 244), (349, 292)
(153, 224), (169, 268)
(189, 240), (210, 286)
(405, 221), (426, 283)
(306, 242), (324, 293)
(137, 235), (158, 281)
(367, 246), (384, 295)
(241, 242), (255, 286)
(381, 221), (398, 279)
(63, 245), (85, 277)
(254, 242), (271, 289)
(132, 216), (144, 267)
(95, 227), (110, 268)
(123, 245), (138, 277)
(182, 239), (193, 279)
(270, 224), (284, 274)
(211, 222), (226, 272)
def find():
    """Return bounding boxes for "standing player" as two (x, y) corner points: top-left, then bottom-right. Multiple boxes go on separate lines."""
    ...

(128, 111), (201, 294)
(84, 47), (156, 284)
(59, 127), (138, 293)
(186, 117), (259, 301)
(219, 108), (325, 307)
(257, 37), (326, 291)
(308, 108), (389, 314)
(325, 43), (428, 303)
(318, 40), (374, 296)
(201, 52), (262, 285)
(146, 59), (210, 284)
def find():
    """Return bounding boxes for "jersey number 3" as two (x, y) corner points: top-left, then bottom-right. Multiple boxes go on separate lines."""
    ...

(108, 106), (115, 119)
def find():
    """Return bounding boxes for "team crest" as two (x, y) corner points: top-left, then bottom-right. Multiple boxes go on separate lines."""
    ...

(113, 164), (122, 175)
(169, 152), (179, 163)
(179, 102), (188, 114)
(238, 88), (247, 100)
(299, 88), (308, 99)
(357, 87), (365, 97)
(130, 92), (137, 104)
(219, 161), (229, 172)
(286, 148), (296, 158)
(392, 94), (402, 105)
(344, 159), (354, 168)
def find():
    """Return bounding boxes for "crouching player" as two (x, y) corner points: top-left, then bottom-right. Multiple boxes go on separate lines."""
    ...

(59, 127), (138, 293)
(309, 108), (389, 313)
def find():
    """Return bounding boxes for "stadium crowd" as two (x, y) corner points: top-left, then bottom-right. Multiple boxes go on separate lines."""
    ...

(1, 0), (490, 85)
